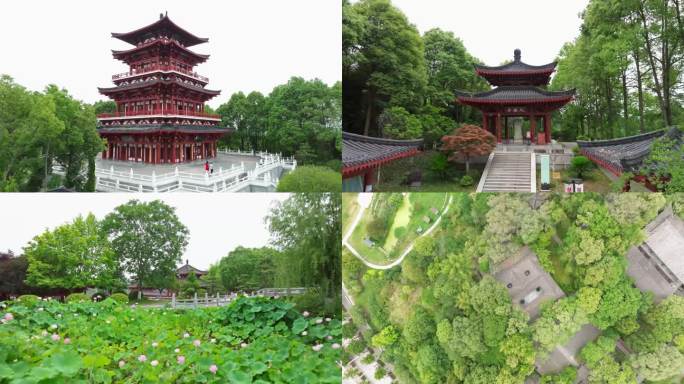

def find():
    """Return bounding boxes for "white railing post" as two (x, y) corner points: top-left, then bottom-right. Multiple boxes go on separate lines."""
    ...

(110, 165), (114, 175)
(205, 292), (209, 306)
(193, 293), (198, 308)
(171, 293), (176, 309)
(129, 168), (134, 178)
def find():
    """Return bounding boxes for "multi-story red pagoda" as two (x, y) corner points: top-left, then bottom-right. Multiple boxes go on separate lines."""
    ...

(97, 13), (230, 164)
(455, 49), (575, 145)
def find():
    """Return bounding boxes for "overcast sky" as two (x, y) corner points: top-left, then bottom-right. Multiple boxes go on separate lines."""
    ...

(0, 0), (341, 108)
(0, 194), (289, 270)
(390, 0), (589, 66)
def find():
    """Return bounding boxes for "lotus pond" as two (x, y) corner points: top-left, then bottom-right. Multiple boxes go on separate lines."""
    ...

(0, 296), (341, 383)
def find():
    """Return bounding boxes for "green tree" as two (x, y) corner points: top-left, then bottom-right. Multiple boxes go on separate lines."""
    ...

(102, 200), (189, 299)
(378, 106), (423, 139)
(343, 0), (427, 136)
(630, 344), (684, 382)
(217, 247), (276, 292)
(24, 214), (119, 292)
(267, 193), (341, 314)
(276, 166), (342, 192)
(371, 325), (399, 348)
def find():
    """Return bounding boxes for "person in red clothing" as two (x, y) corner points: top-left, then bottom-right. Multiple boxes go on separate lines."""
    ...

(204, 161), (209, 175)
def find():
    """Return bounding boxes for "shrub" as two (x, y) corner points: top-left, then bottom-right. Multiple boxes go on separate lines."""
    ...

(569, 156), (594, 178)
(460, 175), (474, 187)
(362, 353), (375, 364)
(66, 293), (89, 303)
(128, 291), (142, 301)
(109, 293), (129, 304)
(276, 166), (341, 192)
(375, 366), (387, 380)
(17, 294), (40, 306)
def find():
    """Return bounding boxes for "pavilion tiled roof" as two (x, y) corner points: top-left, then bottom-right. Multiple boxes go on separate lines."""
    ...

(97, 124), (232, 135)
(342, 132), (423, 177)
(112, 39), (210, 62)
(112, 14), (208, 48)
(455, 86), (575, 105)
(577, 129), (668, 175)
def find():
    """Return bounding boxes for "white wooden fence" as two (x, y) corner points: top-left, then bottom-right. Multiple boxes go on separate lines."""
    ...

(169, 288), (307, 309)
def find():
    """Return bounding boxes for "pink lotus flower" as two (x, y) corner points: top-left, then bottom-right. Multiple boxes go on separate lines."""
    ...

(174, 348), (180, 353)
(193, 339), (201, 347)
(177, 355), (185, 364)
(51, 334), (60, 341)
(325, 317), (331, 322)
(118, 360), (125, 368)
(151, 342), (158, 347)
(302, 311), (310, 317)
(301, 331), (308, 336)
(41, 330), (48, 336)
(316, 318), (323, 324)
(332, 343), (341, 349)
(240, 342), (248, 348)
(4, 313), (13, 321)
(312, 344), (323, 352)
(63, 338), (71, 344)
(150, 360), (158, 367)
(209, 364), (218, 374)
(138, 355), (147, 362)
(326, 335), (333, 340)
(183, 332), (190, 338)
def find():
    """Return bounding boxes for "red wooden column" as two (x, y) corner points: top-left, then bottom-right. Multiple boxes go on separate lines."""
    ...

(482, 113), (488, 131)
(495, 114), (502, 143)
(544, 113), (552, 144)
(530, 115), (537, 144)
(156, 141), (161, 164)
(172, 141), (177, 163)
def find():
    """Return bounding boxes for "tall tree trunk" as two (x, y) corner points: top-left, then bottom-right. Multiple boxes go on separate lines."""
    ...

(638, 3), (670, 127)
(621, 70), (629, 135)
(363, 89), (375, 136)
(605, 78), (614, 138)
(634, 49), (646, 132)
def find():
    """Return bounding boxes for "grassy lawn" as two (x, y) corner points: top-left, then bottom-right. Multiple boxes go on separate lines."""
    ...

(342, 193), (360, 235)
(383, 194), (411, 250)
(537, 166), (614, 193)
(347, 193), (448, 266)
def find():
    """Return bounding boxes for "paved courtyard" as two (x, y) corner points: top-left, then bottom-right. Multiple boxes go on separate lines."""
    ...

(95, 152), (261, 176)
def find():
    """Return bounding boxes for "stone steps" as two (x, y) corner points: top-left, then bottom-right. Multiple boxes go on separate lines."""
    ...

(478, 152), (535, 193)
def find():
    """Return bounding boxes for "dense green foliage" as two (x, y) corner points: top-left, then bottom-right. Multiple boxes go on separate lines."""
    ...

(267, 194), (341, 315)
(552, 0), (684, 140)
(276, 166), (342, 192)
(343, 193), (684, 383)
(0, 296), (340, 383)
(102, 200), (190, 298)
(217, 247), (277, 292)
(343, 0), (486, 145)
(216, 78), (341, 166)
(0, 76), (103, 191)
(366, 193), (404, 243)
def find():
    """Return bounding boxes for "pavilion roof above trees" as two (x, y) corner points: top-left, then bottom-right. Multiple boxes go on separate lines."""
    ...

(342, 132), (423, 178)
(455, 86), (575, 108)
(112, 13), (208, 48)
(474, 49), (557, 86)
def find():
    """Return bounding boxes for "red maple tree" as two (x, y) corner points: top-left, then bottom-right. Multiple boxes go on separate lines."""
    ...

(440, 124), (496, 173)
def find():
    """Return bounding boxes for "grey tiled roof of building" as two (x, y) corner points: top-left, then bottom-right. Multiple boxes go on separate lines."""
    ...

(342, 132), (423, 168)
(475, 49), (556, 72)
(454, 86), (575, 101)
(577, 129), (668, 173)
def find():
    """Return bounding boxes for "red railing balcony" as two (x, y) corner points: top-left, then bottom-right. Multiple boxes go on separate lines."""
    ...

(112, 65), (209, 83)
(97, 108), (221, 119)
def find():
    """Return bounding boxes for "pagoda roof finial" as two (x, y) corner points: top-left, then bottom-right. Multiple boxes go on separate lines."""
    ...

(514, 49), (521, 62)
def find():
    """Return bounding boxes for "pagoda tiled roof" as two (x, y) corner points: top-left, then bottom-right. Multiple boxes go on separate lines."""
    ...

(98, 79), (221, 96)
(112, 39), (209, 62)
(97, 124), (232, 135)
(112, 14), (208, 48)
(342, 132), (422, 177)
(577, 129), (668, 174)
(475, 49), (556, 75)
(455, 86), (575, 105)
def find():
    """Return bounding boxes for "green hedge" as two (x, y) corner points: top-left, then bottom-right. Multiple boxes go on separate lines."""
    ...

(65, 293), (89, 303)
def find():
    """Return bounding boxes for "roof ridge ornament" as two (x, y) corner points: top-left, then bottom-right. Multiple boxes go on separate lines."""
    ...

(514, 49), (521, 62)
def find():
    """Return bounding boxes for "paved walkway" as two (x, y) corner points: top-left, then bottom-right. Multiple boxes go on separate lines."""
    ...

(96, 152), (260, 176)
(343, 194), (453, 269)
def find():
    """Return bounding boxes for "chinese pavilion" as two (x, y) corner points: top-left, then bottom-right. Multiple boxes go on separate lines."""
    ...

(455, 49), (575, 145)
(97, 13), (230, 164)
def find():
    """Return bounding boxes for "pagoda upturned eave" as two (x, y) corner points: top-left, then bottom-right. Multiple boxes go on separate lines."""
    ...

(112, 39), (210, 63)
(97, 80), (221, 97)
(454, 86), (575, 106)
(111, 14), (208, 48)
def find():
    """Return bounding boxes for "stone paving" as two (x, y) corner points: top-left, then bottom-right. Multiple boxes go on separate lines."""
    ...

(95, 152), (261, 176)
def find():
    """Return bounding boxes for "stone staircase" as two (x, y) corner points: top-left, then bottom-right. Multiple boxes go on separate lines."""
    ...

(477, 152), (536, 192)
